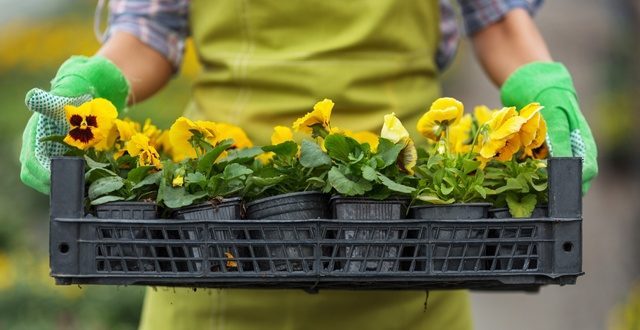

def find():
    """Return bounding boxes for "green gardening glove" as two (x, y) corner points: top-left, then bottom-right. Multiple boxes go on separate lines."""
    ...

(501, 61), (598, 194)
(20, 55), (129, 194)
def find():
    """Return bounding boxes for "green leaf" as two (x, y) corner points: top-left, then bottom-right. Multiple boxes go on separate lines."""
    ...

(197, 139), (234, 175)
(375, 138), (405, 168)
(323, 134), (352, 163)
(300, 140), (332, 168)
(427, 154), (444, 169)
(328, 167), (369, 196)
(362, 165), (378, 181)
(85, 167), (118, 183)
(248, 175), (286, 187)
(262, 141), (298, 158)
(84, 155), (110, 169)
(186, 172), (207, 184)
(158, 185), (208, 209)
(506, 193), (537, 218)
(132, 171), (162, 190)
(462, 158), (480, 175)
(415, 194), (455, 205)
(440, 182), (454, 195)
(127, 166), (155, 183)
(223, 163), (253, 180)
(474, 185), (487, 199)
(377, 172), (416, 194)
(88, 176), (125, 200)
(90, 195), (125, 205)
(220, 147), (265, 164)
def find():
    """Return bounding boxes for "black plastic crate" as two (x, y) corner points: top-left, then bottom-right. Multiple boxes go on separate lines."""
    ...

(49, 157), (583, 291)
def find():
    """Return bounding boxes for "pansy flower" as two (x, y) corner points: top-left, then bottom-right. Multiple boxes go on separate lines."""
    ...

(417, 97), (464, 140)
(381, 113), (417, 174)
(63, 98), (117, 150)
(125, 133), (162, 169)
(292, 98), (333, 135)
(478, 107), (526, 161)
(169, 117), (218, 161)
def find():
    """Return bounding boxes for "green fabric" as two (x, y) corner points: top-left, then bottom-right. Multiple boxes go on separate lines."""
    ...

(140, 1), (472, 330)
(500, 62), (598, 194)
(186, 0), (442, 145)
(20, 55), (128, 194)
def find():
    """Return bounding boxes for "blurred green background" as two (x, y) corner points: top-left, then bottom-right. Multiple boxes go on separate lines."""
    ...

(0, 1), (638, 329)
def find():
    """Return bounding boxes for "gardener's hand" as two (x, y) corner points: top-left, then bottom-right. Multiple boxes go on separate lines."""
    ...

(20, 55), (129, 194)
(501, 62), (598, 194)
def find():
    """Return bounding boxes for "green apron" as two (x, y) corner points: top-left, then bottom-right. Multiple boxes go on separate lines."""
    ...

(140, 1), (472, 329)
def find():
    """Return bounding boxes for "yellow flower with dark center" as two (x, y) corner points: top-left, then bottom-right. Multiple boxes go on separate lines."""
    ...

(417, 97), (464, 140)
(292, 98), (333, 134)
(169, 117), (218, 161)
(479, 107), (526, 160)
(63, 98), (117, 150)
(214, 122), (254, 149)
(448, 114), (473, 154)
(381, 113), (416, 174)
(125, 133), (162, 169)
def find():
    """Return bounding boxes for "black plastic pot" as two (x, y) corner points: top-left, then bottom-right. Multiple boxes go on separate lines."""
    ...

(95, 201), (157, 272)
(409, 203), (491, 220)
(173, 197), (243, 220)
(245, 191), (328, 271)
(410, 203), (492, 272)
(330, 196), (408, 272)
(488, 205), (548, 219)
(173, 198), (243, 272)
(95, 201), (157, 220)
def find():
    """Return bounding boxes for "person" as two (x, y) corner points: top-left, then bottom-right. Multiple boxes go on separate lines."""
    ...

(19, 0), (598, 329)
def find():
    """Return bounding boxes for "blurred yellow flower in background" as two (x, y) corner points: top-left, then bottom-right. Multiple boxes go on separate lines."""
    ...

(271, 126), (294, 145)
(292, 98), (333, 134)
(417, 97), (464, 140)
(0, 251), (17, 290)
(63, 98), (117, 150)
(350, 131), (379, 152)
(473, 105), (497, 126)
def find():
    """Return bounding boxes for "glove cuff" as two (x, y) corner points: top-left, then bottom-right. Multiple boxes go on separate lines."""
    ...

(500, 61), (576, 108)
(50, 55), (130, 112)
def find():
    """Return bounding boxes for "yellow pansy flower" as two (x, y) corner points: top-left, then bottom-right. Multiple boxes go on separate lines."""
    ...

(169, 117), (218, 161)
(381, 113), (410, 143)
(125, 133), (162, 168)
(350, 131), (379, 152)
(0, 251), (16, 290)
(214, 122), (253, 149)
(518, 103), (544, 147)
(172, 174), (184, 187)
(473, 105), (497, 126)
(63, 98), (117, 150)
(448, 114), (473, 154)
(381, 113), (416, 174)
(292, 98), (333, 134)
(271, 126), (294, 145)
(479, 107), (526, 160)
(417, 97), (464, 140)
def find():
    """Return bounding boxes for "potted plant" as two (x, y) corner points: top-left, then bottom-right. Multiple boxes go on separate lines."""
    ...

(243, 122), (330, 272)
(290, 103), (416, 272)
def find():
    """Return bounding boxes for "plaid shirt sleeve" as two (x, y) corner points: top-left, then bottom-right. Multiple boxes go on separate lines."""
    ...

(437, 0), (543, 69)
(104, 0), (190, 71)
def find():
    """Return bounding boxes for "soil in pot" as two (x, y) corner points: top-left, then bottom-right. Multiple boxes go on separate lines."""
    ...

(330, 196), (409, 273)
(95, 201), (157, 272)
(410, 203), (492, 272)
(245, 191), (327, 272)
